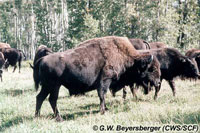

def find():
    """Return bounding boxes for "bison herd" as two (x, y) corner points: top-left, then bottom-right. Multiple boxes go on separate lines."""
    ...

(1, 36), (200, 122)
(0, 43), (26, 81)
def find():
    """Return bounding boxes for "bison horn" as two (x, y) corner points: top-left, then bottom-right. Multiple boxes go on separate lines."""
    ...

(150, 55), (154, 62)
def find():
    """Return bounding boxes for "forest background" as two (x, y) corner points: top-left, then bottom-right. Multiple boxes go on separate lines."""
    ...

(0, 0), (199, 59)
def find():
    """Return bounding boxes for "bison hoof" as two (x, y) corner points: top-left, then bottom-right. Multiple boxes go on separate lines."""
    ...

(55, 115), (63, 122)
(35, 112), (40, 117)
(100, 110), (105, 115)
(154, 96), (158, 101)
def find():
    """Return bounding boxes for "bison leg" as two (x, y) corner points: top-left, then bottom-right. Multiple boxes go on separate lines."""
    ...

(49, 86), (63, 122)
(130, 86), (138, 100)
(0, 70), (2, 82)
(35, 86), (49, 117)
(98, 79), (111, 115)
(154, 81), (162, 100)
(122, 88), (127, 99)
(13, 65), (17, 73)
(168, 80), (176, 97)
(18, 60), (21, 73)
(110, 89), (116, 97)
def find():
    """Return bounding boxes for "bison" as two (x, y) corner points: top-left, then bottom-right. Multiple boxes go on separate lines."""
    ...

(29, 45), (52, 69)
(110, 55), (161, 100)
(128, 39), (150, 50)
(149, 42), (166, 49)
(0, 48), (26, 73)
(32, 36), (158, 121)
(185, 49), (200, 71)
(0, 52), (7, 81)
(33, 45), (52, 66)
(0, 42), (11, 49)
(123, 48), (200, 100)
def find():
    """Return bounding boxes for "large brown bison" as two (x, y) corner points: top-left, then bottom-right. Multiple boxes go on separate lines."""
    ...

(32, 36), (158, 121)
(149, 42), (166, 49)
(0, 42), (11, 49)
(185, 49), (200, 71)
(0, 48), (26, 73)
(125, 48), (200, 100)
(128, 39), (150, 50)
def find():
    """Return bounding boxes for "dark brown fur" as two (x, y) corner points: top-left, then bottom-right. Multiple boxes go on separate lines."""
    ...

(110, 53), (161, 100)
(185, 48), (200, 73)
(140, 48), (199, 99)
(33, 36), (156, 121)
(0, 52), (6, 81)
(0, 48), (25, 73)
(33, 45), (52, 66)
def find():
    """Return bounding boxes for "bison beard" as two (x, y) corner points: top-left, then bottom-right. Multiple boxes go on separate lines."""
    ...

(33, 36), (156, 121)
(110, 55), (161, 100)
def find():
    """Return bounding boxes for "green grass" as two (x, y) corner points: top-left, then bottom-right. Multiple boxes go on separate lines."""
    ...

(0, 62), (200, 132)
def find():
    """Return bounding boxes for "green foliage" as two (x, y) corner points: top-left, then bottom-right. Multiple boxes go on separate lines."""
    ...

(0, 0), (200, 56)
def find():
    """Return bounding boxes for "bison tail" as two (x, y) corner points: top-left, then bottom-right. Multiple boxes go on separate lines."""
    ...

(143, 41), (151, 49)
(33, 58), (43, 91)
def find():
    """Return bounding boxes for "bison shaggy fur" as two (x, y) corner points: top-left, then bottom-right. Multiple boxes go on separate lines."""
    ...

(33, 36), (157, 121)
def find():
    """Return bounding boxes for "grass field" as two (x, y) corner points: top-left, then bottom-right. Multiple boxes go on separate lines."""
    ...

(0, 62), (200, 132)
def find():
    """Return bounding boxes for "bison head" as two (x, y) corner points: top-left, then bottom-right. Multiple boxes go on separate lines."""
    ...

(135, 54), (161, 94)
(189, 51), (200, 72)
(180, 57), (200, 79)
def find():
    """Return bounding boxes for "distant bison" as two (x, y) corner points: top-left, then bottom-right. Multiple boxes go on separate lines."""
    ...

(129, 38), (150, 50)
(110, 54), (161, 100)
(185, 49), (200, 71)
(0, 48), (26, 73)
(130, 48), (200, 100)
(0, 52), (7, 81)
(0, 42), (11, 49)
(32, 36), (157, 121)
(33, 45), (52, 66)
(149, 42), (166, 49)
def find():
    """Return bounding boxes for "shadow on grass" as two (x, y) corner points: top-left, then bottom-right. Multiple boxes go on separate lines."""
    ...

(62, 110), (99, 121)
(58, 99), (130, 121)
(160, 111), (200, 124)
(0, 116), (33, 132)
(3, 89), (34, 97)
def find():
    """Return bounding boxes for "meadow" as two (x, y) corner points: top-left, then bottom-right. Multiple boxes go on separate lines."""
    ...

(0, 61), (200, 132)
